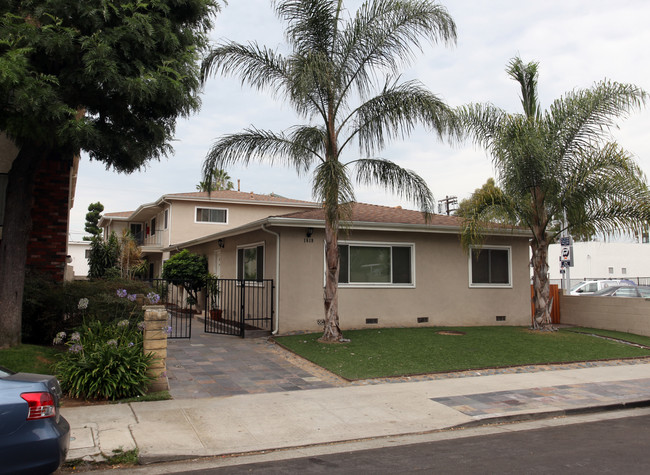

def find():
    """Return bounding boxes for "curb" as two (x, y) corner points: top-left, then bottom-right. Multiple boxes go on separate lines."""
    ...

(451, 398), (650, 429)
(134, 398), (650, 466)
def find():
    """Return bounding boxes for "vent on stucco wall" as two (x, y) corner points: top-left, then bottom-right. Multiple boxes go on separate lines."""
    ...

(417, 317), (429, 323)
(365, 318), (378, 324)
(496, 315), (506, 322)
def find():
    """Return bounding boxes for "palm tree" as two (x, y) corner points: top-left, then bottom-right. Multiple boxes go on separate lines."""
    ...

(458, 57), (650, 330)
(201, 0), (457, 342)
(196, 168), (235, 191)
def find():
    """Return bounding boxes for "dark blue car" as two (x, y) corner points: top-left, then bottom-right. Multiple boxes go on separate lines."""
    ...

(0, 366), (70, 475)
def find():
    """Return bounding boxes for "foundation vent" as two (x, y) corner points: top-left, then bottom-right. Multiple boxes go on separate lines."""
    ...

(317, 319), (325, 326)
(496, 315), (506, 322)
(417, 317), (429, 323)
(365, 318), (379, 324)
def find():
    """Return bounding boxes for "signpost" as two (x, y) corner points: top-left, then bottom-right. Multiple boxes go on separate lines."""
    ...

(560, 236), (573, 291)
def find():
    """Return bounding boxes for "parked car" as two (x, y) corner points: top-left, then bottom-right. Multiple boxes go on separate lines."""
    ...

(569, 279), (635, 295)
(0, 366), (70, 475)
(592, 285), (650, 298)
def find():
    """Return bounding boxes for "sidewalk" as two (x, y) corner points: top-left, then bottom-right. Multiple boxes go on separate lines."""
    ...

(61, 361), (650, 465)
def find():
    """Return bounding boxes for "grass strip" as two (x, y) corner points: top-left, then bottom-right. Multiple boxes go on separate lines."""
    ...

(275, 326), (650, 380)
(0, 344), (61, 374)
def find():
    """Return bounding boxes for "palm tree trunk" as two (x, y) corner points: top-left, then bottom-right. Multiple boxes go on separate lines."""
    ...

(0, 143), (46, 348)
(320, 220), (343, 342)
(530, 237), (554, 330)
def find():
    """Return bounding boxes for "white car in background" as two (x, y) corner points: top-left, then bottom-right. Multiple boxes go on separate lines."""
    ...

(569, 279), (635, 295)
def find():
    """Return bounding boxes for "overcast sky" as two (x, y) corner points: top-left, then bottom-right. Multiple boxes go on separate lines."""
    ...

(69, 0), (650, 240)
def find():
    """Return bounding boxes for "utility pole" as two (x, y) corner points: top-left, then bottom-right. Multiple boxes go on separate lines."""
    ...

(437, 196), (458, 216)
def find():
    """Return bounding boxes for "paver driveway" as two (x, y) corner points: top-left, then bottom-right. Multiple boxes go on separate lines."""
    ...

(165, 321), (343, 399)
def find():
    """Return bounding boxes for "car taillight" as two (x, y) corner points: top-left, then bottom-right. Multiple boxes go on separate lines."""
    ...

(21, 392), (56, 420)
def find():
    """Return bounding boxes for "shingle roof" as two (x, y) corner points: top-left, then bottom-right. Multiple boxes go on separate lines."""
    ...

(277, 202), (463, 226)
(165, 190), (316, 205)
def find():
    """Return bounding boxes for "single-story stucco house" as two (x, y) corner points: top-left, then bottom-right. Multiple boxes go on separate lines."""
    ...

(168, 202), (532, 335)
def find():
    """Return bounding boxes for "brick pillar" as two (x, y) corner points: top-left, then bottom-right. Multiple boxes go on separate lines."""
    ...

(26, 153), (73, 281)
(143, 305), (169, 392)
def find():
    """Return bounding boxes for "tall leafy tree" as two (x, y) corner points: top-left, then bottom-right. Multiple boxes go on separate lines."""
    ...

(0, 0), (220, 347)
(458, 57), (650, 330)
(201, 0), (458, 342)
(455, 178), (511, 223)
(83, 201), (104, 241)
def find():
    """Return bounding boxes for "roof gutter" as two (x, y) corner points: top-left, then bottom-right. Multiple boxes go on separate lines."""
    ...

(261, 224), (280, 335)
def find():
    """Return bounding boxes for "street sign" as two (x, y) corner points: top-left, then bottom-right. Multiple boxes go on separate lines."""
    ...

(560, 244), (573, 267)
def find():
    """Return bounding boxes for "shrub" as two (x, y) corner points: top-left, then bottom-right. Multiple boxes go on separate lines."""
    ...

(162, 249), (208, 305)
(88, 233), (120, 279)
(54, 318), (155, 400)
(22, 275), (153, 345)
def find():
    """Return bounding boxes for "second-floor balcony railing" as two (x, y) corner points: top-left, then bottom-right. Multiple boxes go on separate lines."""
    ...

(132, 230), (162, 247)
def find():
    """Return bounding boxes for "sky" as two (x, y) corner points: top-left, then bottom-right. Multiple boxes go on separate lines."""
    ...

(69, 0), (650, 240)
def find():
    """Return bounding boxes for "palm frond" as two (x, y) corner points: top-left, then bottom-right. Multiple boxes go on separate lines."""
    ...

(274, 0), (340, 54)
(200, 41), (290, 94)
(456, 102), (507, 152)
(548, 81), (647, 165)
(202, 127), (318, 184)
(561, 142), (650, 237)
(338, 0), (456, 101)
(312, 159), (355, 230)
(506, 56), (540, 119)
(348, 79), (458, 156)
(353, 158), (434, 215)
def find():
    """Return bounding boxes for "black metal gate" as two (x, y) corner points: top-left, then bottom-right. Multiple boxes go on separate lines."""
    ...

(204, 278), (274, 337)
(149, 279), (193, 339)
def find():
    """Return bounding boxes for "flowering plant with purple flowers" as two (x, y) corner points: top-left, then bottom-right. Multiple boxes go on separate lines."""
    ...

(54, 317), (153, 400)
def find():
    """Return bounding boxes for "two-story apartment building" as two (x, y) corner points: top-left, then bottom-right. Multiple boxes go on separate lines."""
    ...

(99, 190), (320, 277)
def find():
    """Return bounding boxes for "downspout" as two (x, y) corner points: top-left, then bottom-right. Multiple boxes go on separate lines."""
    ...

(160, 199), (172, 248)
(261, 224), (280, 335)
(158, 199), (172, 279)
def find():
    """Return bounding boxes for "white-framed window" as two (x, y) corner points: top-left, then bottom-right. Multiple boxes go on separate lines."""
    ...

(151, 217), (156, 235)
(336, 241), (414, 287)
(469, 246), (512, 288)
(195, 207), (228, 224)
(164, 209), (169, 229)
(237, 243), (264, 280)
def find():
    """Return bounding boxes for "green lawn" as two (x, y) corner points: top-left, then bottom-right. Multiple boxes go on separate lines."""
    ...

(275, 326), (650, 380)
(0, 344), (61, 374)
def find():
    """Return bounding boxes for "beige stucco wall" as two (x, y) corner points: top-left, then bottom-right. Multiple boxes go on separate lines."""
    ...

(560, 294), (650, 336)
(272, 228), (531, 334)
(185, 225), (531, 334)
(187, 229), (278, 281)
(169, 201), (314, 245)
